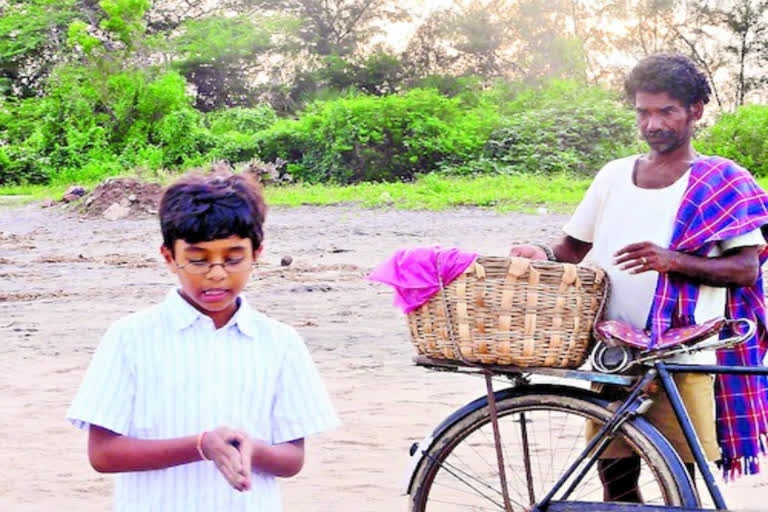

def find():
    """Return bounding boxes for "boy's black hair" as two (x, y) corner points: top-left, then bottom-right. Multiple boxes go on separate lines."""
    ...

(624, 54), (711, 108)
(159, 172), (267, 254)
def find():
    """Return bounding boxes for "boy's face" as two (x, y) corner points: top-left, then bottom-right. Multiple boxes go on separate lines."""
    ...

(160, 235), (261, 327)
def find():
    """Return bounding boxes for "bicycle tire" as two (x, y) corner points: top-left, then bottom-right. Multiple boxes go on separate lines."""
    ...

(409, 384), (699, 511)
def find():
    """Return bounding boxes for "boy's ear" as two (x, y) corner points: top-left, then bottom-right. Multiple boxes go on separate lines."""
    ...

(160, 245), (178, 274)
(253, 244), (263, 262)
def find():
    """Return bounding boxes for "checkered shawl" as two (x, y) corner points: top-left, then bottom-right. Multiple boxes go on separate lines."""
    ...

(646, 156), (768, 477)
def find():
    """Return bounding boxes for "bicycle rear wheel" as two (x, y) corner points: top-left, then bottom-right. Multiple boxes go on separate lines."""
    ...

(409, 385), (699, 511)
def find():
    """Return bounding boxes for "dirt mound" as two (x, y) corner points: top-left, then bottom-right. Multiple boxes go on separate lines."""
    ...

(80, 178), (163, 219)
(74, 159), (288, 220)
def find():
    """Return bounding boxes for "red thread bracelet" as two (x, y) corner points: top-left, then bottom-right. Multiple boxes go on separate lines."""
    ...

(196, 431), (210, 461)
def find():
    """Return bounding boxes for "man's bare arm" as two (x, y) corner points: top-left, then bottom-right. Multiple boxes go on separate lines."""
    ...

(553, 236), (593, 264)
(615, 243), (761, 287)
(509, 235), (592, 263)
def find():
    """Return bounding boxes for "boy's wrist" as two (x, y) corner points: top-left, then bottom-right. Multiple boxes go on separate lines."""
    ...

(196, 431), (210, 461)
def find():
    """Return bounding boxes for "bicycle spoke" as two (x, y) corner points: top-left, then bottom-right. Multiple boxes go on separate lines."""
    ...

(426, 454), (502, 495)
(572, 457), (667, 503)
(425, 457), (525, 509)
(472, 425), (532, 505)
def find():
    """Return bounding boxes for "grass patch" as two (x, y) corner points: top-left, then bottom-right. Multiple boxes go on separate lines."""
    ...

(4, 173), (768, 213)
(0, 183), (72, 204)
(265, 173), (591, 212)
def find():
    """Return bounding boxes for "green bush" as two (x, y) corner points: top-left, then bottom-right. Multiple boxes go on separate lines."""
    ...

(695, 105), (768, 177)
(152, 108), (209, 167)
(411, 75), (484, 98)
(484, 81), (639, 175)
(0, 65), (215, 184)
(200, 106), (277, 163)
(256, 88), (500, 183)
(205, 106), (277, 135)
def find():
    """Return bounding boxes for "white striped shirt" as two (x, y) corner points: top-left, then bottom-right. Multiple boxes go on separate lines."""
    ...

(67, 289), (339, 512)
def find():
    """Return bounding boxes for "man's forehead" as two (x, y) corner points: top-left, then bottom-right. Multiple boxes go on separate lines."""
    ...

(634, 90), (684, 108)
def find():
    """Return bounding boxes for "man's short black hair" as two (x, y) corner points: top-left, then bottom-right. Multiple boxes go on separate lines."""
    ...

(624, 54), (711, 108)
(159, 172), (267, 254)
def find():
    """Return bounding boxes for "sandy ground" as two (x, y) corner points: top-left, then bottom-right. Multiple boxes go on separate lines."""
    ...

(1, 201), (766, 511)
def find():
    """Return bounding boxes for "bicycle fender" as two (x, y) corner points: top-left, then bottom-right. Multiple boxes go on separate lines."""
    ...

(402, 384), (606, 495)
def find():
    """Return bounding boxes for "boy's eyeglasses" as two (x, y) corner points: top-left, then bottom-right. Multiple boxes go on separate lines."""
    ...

(176, 259), (254, 275)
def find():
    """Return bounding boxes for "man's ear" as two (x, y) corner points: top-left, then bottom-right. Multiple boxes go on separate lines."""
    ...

(160, 245), (178, 274)
(689, 101), (704, 121)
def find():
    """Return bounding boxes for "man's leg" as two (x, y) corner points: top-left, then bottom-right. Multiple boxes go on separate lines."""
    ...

(598, 457), (642, 502)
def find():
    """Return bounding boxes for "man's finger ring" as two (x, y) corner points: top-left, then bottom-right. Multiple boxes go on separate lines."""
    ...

(641, 256), (647, 265)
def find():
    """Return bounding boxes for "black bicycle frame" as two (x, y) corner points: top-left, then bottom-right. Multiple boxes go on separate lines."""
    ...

(659, 361), (768, 510)
(533, 360), (768, 511)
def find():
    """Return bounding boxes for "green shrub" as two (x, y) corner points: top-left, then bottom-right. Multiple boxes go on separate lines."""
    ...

(205, 106), (277, 135)
(0, 65), (215, 184)
(201, 106), (277, 163)
(484, 81), (639, 175)
(151, 108), (208, 166)
(256, 88), (500, 183)
(412, 75), (484, 98)
(497, 79), (622, 117)
(695, 105), (768, 177)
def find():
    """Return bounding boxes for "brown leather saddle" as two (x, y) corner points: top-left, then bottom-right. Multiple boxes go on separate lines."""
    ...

(589, 316), (755, 373)
(594, 316), (726, 350)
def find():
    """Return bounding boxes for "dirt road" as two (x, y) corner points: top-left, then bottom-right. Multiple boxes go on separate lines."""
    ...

(0, 202), (764, 511)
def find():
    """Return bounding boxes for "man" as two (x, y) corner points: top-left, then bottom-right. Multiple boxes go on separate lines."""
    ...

(511, 54), (768, 501)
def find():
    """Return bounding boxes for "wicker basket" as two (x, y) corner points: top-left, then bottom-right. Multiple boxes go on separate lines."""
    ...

(407, 256), (608, 368)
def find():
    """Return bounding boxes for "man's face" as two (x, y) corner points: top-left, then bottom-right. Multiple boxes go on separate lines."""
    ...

(634, 91), (702, 154)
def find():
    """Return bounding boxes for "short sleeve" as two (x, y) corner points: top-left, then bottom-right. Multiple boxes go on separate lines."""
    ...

(563, 163), (613, 243)
(270, 329), (339, 444)
(67, 323), (135, 434)
(721, 228), (766, 251)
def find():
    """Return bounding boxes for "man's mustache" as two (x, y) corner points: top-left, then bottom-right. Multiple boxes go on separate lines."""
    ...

(643, 130), (677, 140)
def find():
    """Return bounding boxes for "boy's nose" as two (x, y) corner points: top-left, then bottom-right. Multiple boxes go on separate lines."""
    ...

(206, 264), (228, 280)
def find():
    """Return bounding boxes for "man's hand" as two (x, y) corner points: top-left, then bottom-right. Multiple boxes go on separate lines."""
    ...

(201, 427), (252, 491)
(614, 241), (678, 274)
(509, 244), (548, 260)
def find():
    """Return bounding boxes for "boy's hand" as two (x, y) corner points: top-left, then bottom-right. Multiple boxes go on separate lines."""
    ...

(234, 434), (253, 484)
(201, 427), (252, 491)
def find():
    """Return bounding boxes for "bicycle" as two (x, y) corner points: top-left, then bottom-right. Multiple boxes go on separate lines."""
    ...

(403, 315), (766, 511)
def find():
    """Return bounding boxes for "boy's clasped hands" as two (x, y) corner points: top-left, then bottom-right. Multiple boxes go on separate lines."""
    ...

(199, 426), (255, 492)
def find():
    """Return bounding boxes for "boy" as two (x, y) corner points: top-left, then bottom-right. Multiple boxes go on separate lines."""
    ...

(67, 172), (339, 511)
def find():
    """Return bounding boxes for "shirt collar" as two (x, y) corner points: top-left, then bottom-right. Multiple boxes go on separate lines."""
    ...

(163, 288), (259, 339)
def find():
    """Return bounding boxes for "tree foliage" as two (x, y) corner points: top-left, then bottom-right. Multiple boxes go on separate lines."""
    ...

(168, 15), (288, 111)
(403, 0), (588, 83)
(1, 0), (767, 186)
(244, 0), (409, 56)
(0, 0), (80, 97)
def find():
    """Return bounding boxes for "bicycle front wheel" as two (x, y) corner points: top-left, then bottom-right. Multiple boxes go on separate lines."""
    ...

(409, 385), (698, 511)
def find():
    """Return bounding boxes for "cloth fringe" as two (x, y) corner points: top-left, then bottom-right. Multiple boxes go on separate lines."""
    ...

(718, 433), (768, 481)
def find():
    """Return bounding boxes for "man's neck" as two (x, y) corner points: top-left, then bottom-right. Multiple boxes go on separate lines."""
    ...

(646, 142), (698, 167)
(635, 142), (698, 189)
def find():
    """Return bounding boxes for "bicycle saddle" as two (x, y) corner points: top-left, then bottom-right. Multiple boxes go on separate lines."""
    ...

(594, 316), (726, 351)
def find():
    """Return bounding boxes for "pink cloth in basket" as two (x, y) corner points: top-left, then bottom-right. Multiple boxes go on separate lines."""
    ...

(368, 247), (478, 313)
